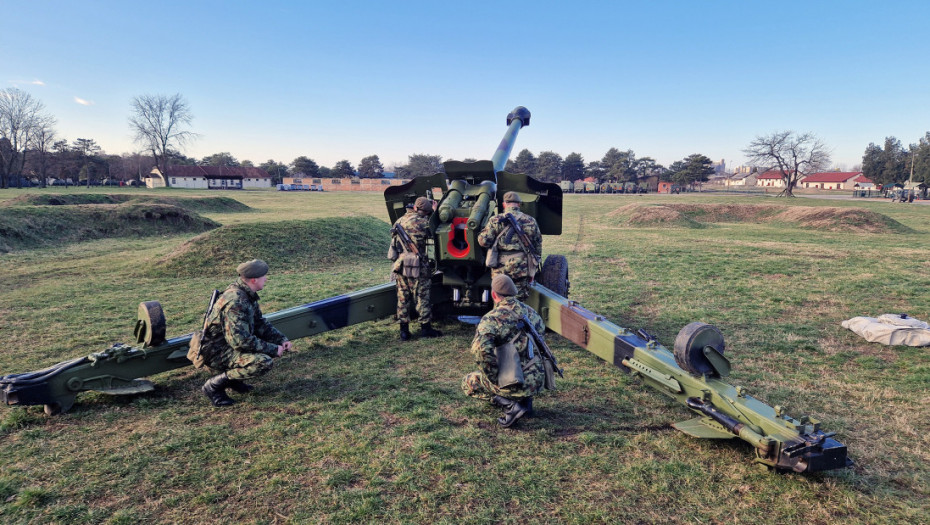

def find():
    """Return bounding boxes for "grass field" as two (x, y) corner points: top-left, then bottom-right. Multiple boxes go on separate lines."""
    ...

(1, 187), (928, 524)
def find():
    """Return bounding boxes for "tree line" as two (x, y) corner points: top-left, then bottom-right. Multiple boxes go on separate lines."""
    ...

(3, 88), (797, 191)
(503, 148), (716, 187)
(861, 133), (930, 187)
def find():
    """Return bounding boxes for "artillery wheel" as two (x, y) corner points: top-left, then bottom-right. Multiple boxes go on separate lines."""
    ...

(135, 301), (167, 347)
(538, 254), (570, 297)
(674, 322), (725, 377)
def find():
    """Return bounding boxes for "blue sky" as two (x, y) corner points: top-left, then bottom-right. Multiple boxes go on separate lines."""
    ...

(4, 1), (928, 172)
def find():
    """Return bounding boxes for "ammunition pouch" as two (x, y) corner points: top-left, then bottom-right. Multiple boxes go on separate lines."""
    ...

(527, 253), (540, 280)
(187, 331), (206, 368)
(485, 243), (500, 268)
(495, 333), (524, 389)
(401, 253), (421, 278)
(542, 357), (557, 390)
(387, 243), (399, 261)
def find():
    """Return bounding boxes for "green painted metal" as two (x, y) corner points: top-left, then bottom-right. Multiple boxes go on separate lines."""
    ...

(526, 282), (850, 473)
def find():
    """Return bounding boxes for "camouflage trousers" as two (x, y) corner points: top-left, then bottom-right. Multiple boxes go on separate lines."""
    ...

(461, 362), (545, 402)
(396, 274), (432, 324)
(209, 350), (273, 381)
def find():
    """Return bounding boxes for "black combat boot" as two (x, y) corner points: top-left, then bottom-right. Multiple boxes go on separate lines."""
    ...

(420, 322), (442, 338)
(399, 322), (411, 341)
(227, 379), (254, 394)
(498, 397), (533, 428)
(491, 395), (515, 409)
(202, 373), (235, 407)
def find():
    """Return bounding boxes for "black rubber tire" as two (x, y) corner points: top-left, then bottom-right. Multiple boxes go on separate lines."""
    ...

(136, 301), (167, 347)
(673, 322), (725, 377)
(538, 254), (569, 297)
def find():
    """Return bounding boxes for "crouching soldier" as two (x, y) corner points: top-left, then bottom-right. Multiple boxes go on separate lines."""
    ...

(199, 259), (293, 407)
(461, 275), (546, 427)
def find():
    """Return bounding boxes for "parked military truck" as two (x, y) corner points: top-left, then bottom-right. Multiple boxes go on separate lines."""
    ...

(1, 107), (850, 474)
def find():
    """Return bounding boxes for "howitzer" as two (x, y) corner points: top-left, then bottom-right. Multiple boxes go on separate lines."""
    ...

(1, 107), (851, 473)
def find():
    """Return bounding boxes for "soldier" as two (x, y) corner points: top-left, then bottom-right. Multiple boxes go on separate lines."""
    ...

(199, 259), (293, 407)
(462, 274), (546, 428)
(390, 196), (442, 341)
(478, 191), (542, 301)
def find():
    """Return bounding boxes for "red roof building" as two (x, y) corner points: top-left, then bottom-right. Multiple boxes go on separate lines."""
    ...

(755, 170), (789, 187)
(800, 172), (871, 190)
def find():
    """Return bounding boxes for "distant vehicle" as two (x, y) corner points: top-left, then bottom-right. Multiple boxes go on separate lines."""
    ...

(559, 180), (574, 193)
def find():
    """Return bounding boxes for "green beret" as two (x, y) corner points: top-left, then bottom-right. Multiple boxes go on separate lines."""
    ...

(237, 259), (269, 279)
(492, 274), (518, 296)
(503, 191), (522, 204)
(414, 197), (432, 212)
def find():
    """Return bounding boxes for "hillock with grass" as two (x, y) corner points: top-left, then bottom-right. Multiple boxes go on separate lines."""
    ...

(0, 202), (220, 253)
(608, 203), (909, 233)
(154, 215), (391, 276)
(2, 193), (251, 213)
(0, 195), (255, 253)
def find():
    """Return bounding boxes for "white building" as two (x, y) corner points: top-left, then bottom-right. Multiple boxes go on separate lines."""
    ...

(146, 166), (273, 189)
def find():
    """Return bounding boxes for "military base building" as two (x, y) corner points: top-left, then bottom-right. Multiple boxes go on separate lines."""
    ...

(145, 166), (274, 189)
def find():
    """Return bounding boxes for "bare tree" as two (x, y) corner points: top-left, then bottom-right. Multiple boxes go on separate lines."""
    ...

(128, 93), (197, 183)
(31, 115), (57, 187)
(743, 131), (831, 196)
(0, 88), (52, 188)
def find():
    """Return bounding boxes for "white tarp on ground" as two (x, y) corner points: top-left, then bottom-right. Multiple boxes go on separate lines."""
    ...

(841, 314), (930, 347)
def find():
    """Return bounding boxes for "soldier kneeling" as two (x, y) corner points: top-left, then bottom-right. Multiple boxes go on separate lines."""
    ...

(461, 275), (546, 427)
(198, 260), (293, 407)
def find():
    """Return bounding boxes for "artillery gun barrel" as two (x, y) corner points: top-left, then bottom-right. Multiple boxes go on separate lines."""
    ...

(438, 179), (466, 222)
(466, 180), (496, 230)
(490, 106), (531, 174)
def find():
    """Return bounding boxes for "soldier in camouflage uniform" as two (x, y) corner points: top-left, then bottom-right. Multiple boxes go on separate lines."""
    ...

(390, 196), (442, 341)
(478, 191), (542, 302)
(462, 274), (546, 428)
(199, 259), (293, 407)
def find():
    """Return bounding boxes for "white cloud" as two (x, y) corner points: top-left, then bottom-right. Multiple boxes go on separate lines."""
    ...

(30, 79), (45, 86)
(74, 96), (94, 106)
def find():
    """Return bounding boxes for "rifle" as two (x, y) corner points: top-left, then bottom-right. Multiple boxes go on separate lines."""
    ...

(187, 289), (221, 368)
(392, 223), (428, 267)
(521, 314), (563, 390)
(503, 214), (540, 276)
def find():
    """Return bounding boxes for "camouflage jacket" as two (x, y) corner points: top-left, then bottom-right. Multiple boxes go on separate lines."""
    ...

(390, 210), (431, 267)
(478, 207), (542, 257)
(471, 296), (545, 382)
(200, 278), (287, 364)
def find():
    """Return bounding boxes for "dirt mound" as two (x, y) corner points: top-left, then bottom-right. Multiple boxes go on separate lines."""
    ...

(2, 193), (250, 213)
(131, 196), (251, 213)
(608, 203), (906, 233)
(769, 206), (901, 233)
(0, 203), (219, 253)
(626, 205), (703, 228)
(154, 215), (391, 276)
(3, 194), (132, 206)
